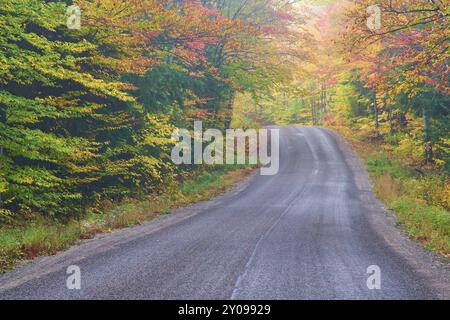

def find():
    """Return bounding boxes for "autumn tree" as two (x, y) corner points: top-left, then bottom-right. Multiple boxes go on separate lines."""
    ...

(339, 0), (449, 164)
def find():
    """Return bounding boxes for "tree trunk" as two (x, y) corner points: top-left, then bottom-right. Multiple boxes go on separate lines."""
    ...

(373, 91), (379, 136)
(0, 146), (3, 206)
(423, 107), (433, 164)
(0, 105), (4, 206)
(320, 81), (327, 114)
(397, 112), (407, 128)
(311, 99), (317, 125)
(224, 91), (236, 129)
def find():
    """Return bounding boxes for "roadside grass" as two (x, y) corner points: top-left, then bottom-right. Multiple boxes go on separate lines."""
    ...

(367, 155), (450, 255)
(390, 198), (450, 253)
(0, 165), (254, 272)
(329, 124), (450, 257)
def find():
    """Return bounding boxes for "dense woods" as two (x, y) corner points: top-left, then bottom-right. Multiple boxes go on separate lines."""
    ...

(234, 0), (449, 172)
(0, 0), (305, 221)
(336, 0), (449, 169)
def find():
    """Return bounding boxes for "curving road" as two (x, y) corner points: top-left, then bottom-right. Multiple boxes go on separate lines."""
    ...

(0, 126), (448, 300)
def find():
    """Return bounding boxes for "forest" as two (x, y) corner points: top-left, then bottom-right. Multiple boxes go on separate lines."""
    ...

(0, 0), (448, 268)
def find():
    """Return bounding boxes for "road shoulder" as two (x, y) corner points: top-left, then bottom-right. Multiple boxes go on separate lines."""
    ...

(325, 128), (450, 300)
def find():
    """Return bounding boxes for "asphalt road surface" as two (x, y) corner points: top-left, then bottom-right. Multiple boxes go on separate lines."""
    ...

(0, 126), (448, 300)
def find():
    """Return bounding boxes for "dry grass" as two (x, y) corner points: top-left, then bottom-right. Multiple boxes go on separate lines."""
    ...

(0, 166), (254, 272)
(373, 173), (402, 202)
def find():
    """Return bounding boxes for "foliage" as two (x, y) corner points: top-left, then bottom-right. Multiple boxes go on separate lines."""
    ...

(0, 0), (303, 221)
(366, 152), (449, 254)
(301, 0), (450, 170)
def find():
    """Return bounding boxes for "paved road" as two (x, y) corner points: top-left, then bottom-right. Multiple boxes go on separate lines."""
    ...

(0, 127), (448, 299)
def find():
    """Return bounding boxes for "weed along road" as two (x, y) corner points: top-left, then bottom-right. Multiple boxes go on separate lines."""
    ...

(0, 127), (448, 300)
